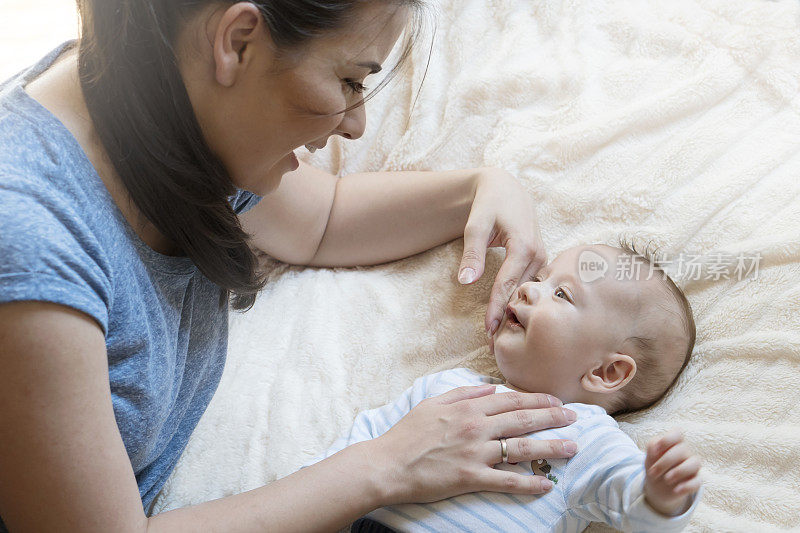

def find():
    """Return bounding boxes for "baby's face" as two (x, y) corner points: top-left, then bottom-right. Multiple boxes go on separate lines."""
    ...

(493, 244), (663, 402)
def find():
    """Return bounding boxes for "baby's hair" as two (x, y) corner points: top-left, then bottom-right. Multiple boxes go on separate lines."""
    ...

(607, 237), (697, 416)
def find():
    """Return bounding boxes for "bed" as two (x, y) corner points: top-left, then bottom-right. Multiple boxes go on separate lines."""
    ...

(151, 0), (800, 530)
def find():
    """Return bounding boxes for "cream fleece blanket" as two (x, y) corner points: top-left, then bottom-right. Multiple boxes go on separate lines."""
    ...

(151, 0), (800, 531)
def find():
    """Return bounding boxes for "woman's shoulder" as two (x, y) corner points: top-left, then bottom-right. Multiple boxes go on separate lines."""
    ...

(0, 92), (114, 278)
(0, 176), (115, 333)
(0, 44), (125, 272)
(0, 55), (119, 334)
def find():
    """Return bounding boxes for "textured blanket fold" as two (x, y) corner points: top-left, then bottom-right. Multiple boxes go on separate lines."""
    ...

(152, 1), (800, 530)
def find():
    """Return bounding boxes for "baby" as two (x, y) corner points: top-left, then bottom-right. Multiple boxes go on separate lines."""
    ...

(304, 243), (703, 532)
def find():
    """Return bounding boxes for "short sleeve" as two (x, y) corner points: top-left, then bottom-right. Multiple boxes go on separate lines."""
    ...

(0, 186), (112, 334)
(229, 188), (263, 215)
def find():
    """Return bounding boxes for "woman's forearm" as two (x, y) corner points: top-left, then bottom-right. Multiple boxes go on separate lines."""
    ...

(146, 441), (386, 533)
(308, 167), (480, 267)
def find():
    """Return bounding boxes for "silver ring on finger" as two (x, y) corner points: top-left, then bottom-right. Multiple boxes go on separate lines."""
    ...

(499, 437), (509, 463)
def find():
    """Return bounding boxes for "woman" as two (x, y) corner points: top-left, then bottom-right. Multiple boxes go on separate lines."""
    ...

(0, 1), (578, 531)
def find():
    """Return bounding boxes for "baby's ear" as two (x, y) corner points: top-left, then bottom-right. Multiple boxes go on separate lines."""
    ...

(581, 354), (636, 394)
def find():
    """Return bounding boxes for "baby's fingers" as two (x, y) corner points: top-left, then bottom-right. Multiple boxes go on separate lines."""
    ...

(674, 476), (703, 496)
(645, 429), (684, 468)
(664, 456), (702, 485)
(479, 470), (555, 495)
(648, 442), (691, 479)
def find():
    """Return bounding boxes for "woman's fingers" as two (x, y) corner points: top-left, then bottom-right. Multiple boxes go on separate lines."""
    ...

(434, 384), (497, 405)
(484, 437), (577, 465)
(458, 167), (547, 336)
(458, 215), (492, 286)
(475, 469), (555, 495)
(485, 242), (533, 336)
(476, 390), (563, 416)
(487, 247), (545, 355)
(376, 380), (580, 503)
(487, 407), (577, 438)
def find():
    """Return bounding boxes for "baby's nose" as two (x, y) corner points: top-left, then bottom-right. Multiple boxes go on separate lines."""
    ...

(518, 282), (539, 304)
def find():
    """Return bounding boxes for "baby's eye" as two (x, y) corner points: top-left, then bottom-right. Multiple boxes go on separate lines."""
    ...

(555, 287), (569, 300)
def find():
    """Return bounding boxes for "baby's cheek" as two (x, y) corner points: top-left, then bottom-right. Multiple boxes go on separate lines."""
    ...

(527, 314), (563, 349)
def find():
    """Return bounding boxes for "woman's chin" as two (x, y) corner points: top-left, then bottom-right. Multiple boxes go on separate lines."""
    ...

(249, 167), (289, 196)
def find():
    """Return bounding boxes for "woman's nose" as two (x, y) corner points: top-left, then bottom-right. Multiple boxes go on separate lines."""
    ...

(334, 102), (366, 141)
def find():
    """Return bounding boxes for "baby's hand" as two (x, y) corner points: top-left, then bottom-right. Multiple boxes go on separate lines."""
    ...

(644, 429), (702, 517)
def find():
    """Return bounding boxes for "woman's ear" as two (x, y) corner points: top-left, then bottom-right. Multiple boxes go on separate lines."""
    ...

(210, 2), (267, 87)
(580, 354), (636, 394)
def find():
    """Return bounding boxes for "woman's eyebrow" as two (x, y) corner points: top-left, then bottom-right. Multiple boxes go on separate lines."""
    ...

(355, 61), (382, 74)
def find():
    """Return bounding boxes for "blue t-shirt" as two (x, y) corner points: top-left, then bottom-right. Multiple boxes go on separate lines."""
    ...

(0, 41), (262, 528)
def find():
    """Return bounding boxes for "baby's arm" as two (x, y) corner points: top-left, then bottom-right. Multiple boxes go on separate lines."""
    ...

(644, 429), (703, 516)
(564, 424), (702, 532)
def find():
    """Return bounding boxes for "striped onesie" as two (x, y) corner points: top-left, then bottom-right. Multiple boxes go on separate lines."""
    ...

(304, 368), (700, 532)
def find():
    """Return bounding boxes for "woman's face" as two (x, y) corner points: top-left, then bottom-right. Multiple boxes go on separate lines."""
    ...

(180, 2), (410, 195)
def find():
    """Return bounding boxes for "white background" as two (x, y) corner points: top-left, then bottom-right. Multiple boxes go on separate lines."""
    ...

(0, 0), (79, 80)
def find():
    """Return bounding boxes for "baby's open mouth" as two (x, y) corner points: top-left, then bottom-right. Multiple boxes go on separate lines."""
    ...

(505, 306), (523, 328)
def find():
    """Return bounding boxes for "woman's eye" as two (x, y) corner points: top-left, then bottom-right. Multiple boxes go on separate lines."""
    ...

(555, 287), (569, 301)
(532, 276), (542, 282)
(344, 79), (368, 94)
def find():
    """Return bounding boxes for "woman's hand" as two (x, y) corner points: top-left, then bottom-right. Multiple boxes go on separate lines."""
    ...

(456, 167), (547, 352)
(371, 384), (578, 506)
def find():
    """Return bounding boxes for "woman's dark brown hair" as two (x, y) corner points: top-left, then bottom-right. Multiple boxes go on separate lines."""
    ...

(75, 0), (426, 310)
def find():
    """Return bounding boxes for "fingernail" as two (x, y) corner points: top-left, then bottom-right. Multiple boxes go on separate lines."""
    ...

(459, 267), (476, 284)
(563, 441), (577, 455)
(541, 479), (553, 490)
(548, 396), (562, 407)
(563, 409), (577, 422)
(488, 320), (499, 337)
